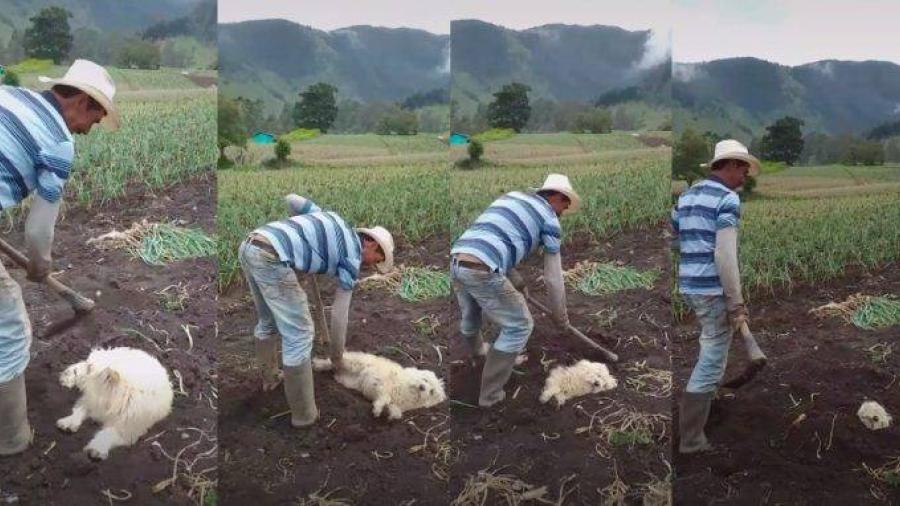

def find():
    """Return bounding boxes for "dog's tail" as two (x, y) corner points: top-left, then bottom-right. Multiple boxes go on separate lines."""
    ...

(311, 357), (333, 371)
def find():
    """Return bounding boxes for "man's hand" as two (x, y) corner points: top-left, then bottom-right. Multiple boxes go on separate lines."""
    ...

(26, 258), (50, 283)
(507, 268), (525, 291)
(728, 303), (749, 332)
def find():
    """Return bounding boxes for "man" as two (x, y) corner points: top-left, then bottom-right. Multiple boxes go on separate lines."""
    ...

(450, 173), (580, 407)
(672, 139), (759, 453)
(238, 194), (394, 428)
(0, 59), (118, 456)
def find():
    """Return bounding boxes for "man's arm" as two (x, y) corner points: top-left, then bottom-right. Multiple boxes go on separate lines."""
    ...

(715, 226), (747, 329)
(329, 287), (353, 366)
(543, 251), (569, 326)
(285, 194), (322, 216)
(24, 195), (60, 282)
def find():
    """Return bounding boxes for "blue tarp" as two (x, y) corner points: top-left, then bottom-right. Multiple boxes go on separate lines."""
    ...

(449, 132), (470, 145)
(252, 132), (276, 144)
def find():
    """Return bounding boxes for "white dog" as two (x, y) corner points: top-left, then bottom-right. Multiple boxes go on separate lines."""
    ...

(313, 351), (446, 420)
(57, 347), (174, 460)
(540, 360), (617, 407)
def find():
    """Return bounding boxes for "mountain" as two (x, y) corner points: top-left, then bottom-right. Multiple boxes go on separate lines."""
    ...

(0, 0), (201, 42)
(673, 57), (900, 141)
(219, 20), (450, 114)
(450, 20), (671, 116)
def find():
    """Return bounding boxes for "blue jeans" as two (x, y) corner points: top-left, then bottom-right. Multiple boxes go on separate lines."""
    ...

(450, 258), (533, 354)
(0, 258), (32, 383)
(684, 294), (733, 394)
(238, 239), (315, 367)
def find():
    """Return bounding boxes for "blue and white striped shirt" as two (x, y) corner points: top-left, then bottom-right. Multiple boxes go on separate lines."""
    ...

(0, 86), (74, 207)
(671, 176), (741, 295)
(451, 191), (562, 274)
(254, 198), (362, 291)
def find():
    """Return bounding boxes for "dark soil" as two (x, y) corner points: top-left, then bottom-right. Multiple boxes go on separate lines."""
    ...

(448, 225), (673, 505)
(672, 264), (900, 505)
(218, 225), (673, 505)
(0, 173), (217, 506)
(218, 235), (453, 505)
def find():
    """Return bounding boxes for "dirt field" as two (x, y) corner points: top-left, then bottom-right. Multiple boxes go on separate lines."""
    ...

(0, 173), (217, 506)
(218, 236), (453, 504)
(448, 227), (672, 505)
(218, 224), (672, 504)
(672, 265), (900, 505)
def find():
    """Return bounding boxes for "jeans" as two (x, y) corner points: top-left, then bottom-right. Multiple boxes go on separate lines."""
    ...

(0, 258), (32, 384)
(684, 294), (733, 394)
(238, 239), (315, 367)
(450, 258), (533, 354)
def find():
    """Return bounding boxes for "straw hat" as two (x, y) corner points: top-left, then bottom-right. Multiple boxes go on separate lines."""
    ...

(39, 59), (119, 130)
(701, 139), (760, 176)
(356, 226), (395, 274)
(535, 173), (581, 214)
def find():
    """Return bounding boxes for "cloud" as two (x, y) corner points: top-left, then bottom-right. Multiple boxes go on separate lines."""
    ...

(636, 27), (671, 69)
(810, 60), (835, 77)
(333, 28), (362, 49)
(436, 41), (450, 74)
(673, 62), (703, 82)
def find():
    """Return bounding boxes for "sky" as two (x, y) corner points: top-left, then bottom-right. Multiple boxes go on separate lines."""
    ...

(674, 0), (900, 65)
(218, 0), (671, 35)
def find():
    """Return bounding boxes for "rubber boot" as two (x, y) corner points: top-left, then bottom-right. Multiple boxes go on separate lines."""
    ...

(478, 347), (519, 407)
(283, 359), (318, 428)
(679, 391), (714, 454)
(255, 337), (283, 392)
(0, 373), (31, 456)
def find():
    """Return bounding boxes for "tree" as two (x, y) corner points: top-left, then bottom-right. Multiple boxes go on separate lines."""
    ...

(23, 7), (73, 64)
(375, 108), (418, 135)
(572, 108), (612, 133)
(672, 128), (710, 185)
(760, 116), (804, 165)
(468, 140), (484, 162)
(1, 29), (25, 64)
(612, 107), (641, 131)
(218, 97), (246, 166)
(3, 70), (20, 86)
(293, 83), (338, 133)
(274, 139), (291, 166)
(487, 82), (531, 132)
(116, 39), (160, 69)
(235, 97), (265, 136)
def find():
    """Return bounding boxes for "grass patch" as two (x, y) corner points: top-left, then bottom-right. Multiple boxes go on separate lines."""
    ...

(811, 294), (900, 330)
(281, 128), (321, 142)
(136, 224), (216, 265)
(472, 128), (516, 142)
(361, 267), (451, 302)
(565, 261), (658, 296)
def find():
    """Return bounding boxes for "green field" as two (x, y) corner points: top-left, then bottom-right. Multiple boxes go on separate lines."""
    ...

(239, 133), (448, 167)
(218, 133), (670, 290)
(732, 164), (900, 293)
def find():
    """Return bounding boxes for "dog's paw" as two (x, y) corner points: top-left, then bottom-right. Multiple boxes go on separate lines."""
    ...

(84, 443), (108, 461)
(387, 405), (403, 420)
(56, 415), (82, 433)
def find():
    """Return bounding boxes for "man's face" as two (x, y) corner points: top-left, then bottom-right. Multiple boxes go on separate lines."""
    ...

(546, 192), (571, 216)
(68, 93), (106, 134)
(720, 160), (750, 190)
(361, 237), (385, 267)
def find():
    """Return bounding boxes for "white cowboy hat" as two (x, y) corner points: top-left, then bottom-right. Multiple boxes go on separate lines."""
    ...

(534, 173), (581, 214)
(356, 226), (395, 274)
(701, 139), (760, 176)
(38, 59), (119, 131)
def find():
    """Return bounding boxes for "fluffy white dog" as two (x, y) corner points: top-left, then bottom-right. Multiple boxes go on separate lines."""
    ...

(539, 360), (617, 407)
(56, 347), (174, 460)
(313, 351), (446, 420)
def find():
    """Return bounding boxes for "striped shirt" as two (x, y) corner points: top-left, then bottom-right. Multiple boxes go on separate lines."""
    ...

(253, 197), (362, 291)
(0, 86), (74, 208)
(451, 191), (562, 274)
(671, 176), (741, 295)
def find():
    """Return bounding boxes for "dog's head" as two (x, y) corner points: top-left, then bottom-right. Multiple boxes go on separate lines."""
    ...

(407, 369), (447, 407)
(575, 360), (616, 394)
(59, 357), (122, 391)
